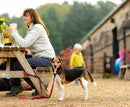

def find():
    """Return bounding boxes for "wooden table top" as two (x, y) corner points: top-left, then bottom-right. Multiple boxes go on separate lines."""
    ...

(0, 46), (26, 51)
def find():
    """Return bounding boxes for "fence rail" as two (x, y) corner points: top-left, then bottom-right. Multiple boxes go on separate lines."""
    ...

(84, 55), (114, 73)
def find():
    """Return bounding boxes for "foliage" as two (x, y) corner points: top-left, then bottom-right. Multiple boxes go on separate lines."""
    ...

(102, 73), (115, 78)
(61, 1), (116, 48)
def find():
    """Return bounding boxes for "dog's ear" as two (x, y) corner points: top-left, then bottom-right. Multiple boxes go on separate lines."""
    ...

(50, 58), (54, 62)
(58, 57), (63, 62)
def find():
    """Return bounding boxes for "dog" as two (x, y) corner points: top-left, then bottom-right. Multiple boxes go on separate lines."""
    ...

(50, 57), (96, 101)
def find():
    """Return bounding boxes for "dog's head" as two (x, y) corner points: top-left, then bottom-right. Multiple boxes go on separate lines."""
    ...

(50, 57), (63, 74)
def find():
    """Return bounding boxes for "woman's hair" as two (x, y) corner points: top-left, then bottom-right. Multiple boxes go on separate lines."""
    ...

(73, 43), (82, 50)
(23, 8), (49, 36)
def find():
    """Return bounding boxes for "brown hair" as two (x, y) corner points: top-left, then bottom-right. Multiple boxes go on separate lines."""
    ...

(23, 8), (49, 36)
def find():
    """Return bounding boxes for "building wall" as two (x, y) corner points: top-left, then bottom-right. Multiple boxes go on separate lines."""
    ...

(81, 0), (130, 73)
(126, 35), (130, 49)
(83, 1), (130, 57)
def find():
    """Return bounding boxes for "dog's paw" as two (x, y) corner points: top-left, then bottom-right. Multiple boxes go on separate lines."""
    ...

(83, 96), (88, 100)
(93, 82), (97, 87)
(83, 97), (88, 100)
(58, 97), (63, 101)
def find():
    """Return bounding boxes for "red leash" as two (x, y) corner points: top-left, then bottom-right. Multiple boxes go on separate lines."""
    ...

(19, 68), (62, 100)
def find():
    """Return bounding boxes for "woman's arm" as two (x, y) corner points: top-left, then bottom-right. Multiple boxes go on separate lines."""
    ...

(10, 24), (42, 47)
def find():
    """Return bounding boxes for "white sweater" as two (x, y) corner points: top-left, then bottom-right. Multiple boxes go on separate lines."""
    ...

(11, 24), (55, 58)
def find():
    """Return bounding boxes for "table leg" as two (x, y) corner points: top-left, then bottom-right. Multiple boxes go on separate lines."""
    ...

(13, 51), (49, 97)
(6, 58), (10, 72)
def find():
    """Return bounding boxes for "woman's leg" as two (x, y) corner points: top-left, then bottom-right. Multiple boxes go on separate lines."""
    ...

(24, 57), (51, 90)
(6, 58), (25, 96)
(9, 58), (23, 87)
(9, 55), (33, 87)
(0, 63), (11, 91)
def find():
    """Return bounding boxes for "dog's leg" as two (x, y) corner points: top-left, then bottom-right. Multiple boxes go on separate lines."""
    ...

(56, 75), (64, 101)
(80, 77), (88, 100)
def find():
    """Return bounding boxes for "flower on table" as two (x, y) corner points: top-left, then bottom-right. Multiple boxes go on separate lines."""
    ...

(0, 18), (6, 22)
(0, 17), (10, 38)
(0, 17), (9, 26)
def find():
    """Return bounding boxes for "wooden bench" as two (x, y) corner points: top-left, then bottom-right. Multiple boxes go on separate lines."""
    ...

(35, 67), (53, 83)
(118, 65), (130, 80)
(0, 67), (53, 81)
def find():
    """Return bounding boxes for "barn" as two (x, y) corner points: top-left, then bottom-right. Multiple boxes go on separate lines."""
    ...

(80, 0), (130, 74)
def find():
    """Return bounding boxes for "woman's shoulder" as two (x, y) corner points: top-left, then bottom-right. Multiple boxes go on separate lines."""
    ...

(33, 24), (47, 35)
(33, 24), (43, 28)
(33, 24), (44, 32)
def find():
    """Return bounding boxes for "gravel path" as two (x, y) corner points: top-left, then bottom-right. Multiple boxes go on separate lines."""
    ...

(0, 74), (129, 107)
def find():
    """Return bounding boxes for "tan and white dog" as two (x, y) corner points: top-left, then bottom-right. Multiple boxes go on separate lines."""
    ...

(50, 57), (96, 101)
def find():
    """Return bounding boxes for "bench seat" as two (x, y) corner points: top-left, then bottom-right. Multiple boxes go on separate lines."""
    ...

(119, 65), (130, 80)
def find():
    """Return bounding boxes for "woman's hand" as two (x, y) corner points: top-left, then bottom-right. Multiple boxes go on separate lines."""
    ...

(9, 23), (17, 33)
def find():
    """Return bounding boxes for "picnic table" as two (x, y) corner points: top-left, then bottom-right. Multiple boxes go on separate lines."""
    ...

(0, 46), (50, 97)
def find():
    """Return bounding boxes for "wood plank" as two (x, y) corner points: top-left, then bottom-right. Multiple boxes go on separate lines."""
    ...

(0, 46), (26, 51)
(120, 65), (130, 68)
(0, 51), (24, 58)
(6, 58), (10, 72)
(0, 71), (53, 81)
(124, 67), (130, 80)
(36, 67), (52, 72)
(0, 71), (24, 78)
(13, 51), (49, 97)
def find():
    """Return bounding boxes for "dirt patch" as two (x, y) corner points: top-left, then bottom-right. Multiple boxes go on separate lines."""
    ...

(0, 74), (129, 107)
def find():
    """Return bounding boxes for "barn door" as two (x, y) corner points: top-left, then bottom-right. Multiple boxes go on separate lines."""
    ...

(112, 27), (119, 59)
(90, 44), (93, 73)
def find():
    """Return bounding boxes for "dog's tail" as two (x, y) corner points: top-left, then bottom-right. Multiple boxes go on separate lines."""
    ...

(87, 71), (96, 87)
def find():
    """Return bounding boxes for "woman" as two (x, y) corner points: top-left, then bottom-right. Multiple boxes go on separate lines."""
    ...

(7, 8), (55, 96)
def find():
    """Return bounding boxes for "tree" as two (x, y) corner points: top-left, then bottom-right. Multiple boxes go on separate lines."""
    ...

(61, 1), (116, 49)
(61, 2), (97, 48)
(40, 7), (63, 55)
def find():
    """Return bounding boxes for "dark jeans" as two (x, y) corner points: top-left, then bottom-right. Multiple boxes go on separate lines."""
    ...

(10, 55), (52, 89)
(0, 78), (11, 91)
(0, 63), (11, 91)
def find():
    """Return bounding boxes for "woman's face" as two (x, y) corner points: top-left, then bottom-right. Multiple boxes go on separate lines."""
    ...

(23, 12), (32, 26)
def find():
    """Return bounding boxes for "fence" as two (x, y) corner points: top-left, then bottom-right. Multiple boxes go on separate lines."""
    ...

(60, 48), (115, 73)
(84, 55), (114, 73)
